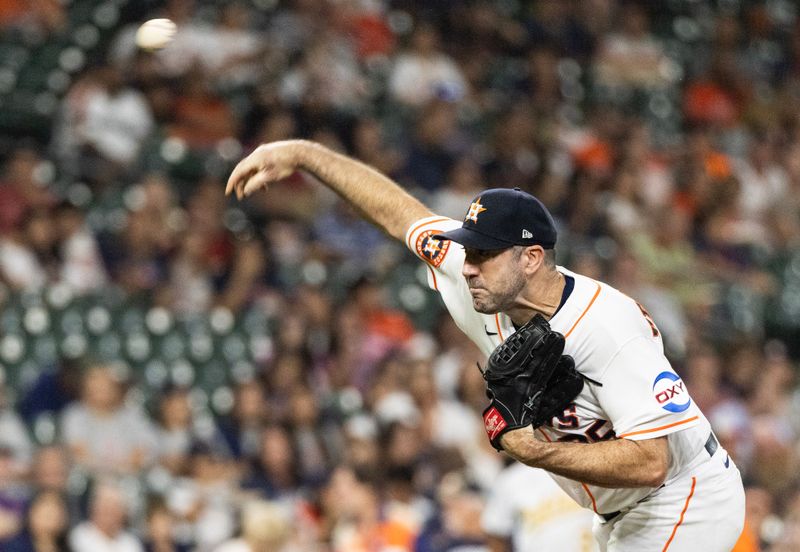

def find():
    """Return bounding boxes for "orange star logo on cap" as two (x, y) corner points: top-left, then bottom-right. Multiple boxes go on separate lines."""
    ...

(465, 197), (487, 223)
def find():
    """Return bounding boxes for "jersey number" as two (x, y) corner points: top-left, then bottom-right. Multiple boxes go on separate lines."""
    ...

(552, 405), (617, 443)
(636, 302), (660, 337)
(555, 404), (579, 429)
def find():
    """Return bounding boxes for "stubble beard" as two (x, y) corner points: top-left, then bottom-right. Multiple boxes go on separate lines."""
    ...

(470, 268), (527, 315)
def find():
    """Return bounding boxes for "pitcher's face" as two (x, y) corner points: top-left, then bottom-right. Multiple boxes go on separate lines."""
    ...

(462, 247), (526, 314)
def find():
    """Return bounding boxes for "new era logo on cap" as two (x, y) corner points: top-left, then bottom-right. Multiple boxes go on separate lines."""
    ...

(433, 188), (558, 250)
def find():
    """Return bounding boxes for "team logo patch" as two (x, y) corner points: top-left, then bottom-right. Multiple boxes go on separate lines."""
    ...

(416, 229), (450, 267)
(465, 197), (487, 223)
(483, 406), (508, 441)
(652, 371), (691, 413)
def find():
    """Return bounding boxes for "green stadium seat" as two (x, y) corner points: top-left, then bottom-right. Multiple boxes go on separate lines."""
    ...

(61, 333), (89, 360)
(32, 412), (58, 445)
(95, 331), (123, 360)
(210, 385), (235, 414)
(170, 358), (195, 387)
(125, 332), (152, 364)
(188, 333), (214, 363)
(144, 359), (169, 390)
(86, 305), (112, 335)
(0, 333), (26, 366)
(145, 307), (174, 336)
(32, 336), (59, 366)
(159, 332), (186, 362)
(221, 333), (248, 363)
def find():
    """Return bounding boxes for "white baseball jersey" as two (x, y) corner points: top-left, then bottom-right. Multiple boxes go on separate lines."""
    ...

(482, 463), (598, 552)
(405, 215), (711, 514)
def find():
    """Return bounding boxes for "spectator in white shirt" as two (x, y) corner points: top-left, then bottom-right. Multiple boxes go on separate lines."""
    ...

(482, 464), (597, 552)
(56, 65), (154, 184)
(69, 482), (144, 552)
(61, 363), (156, 476)
(0, 207), (55, 292)
(214, 500), (292, 552)
(389, 22), (468, 107)
(593, 3), (676, 90)
(56, 201), (108, 294)
(0, 387), (33, 474)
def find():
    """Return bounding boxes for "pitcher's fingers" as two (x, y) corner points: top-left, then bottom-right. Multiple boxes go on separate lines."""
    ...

(226, 158), (259, 196)
(226, 169), (249, 197)
(226, 166), (244, 196)
(243, 171), (270, 197)
(225, 173), (235, 196)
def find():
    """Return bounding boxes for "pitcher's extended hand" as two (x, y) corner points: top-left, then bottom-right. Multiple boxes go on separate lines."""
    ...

(225, 140), (303, 200)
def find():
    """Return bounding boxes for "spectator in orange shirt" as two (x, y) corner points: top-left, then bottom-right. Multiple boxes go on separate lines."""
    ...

(168, 68), (238, 149)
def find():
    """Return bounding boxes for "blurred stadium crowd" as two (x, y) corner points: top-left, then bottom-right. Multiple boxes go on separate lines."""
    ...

(2, 0), (800, 550)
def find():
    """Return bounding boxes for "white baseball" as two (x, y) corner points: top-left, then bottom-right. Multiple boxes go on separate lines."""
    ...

(135, 18), (177, 50)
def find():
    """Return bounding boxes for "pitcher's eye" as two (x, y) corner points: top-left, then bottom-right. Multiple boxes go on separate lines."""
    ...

(465, 248), (507, 263)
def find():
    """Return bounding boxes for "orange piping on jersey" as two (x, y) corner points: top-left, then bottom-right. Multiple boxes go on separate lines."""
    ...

(662, 476), (696, 551)
(537, 428), (551, 442)
(564, 283), (601, 339)
(405, 217), (451, 250)
(494, 313), (505, 341)
(536, 427), (599, 514)
(581, 483), (599, 514)
(427, 266), (439, 291)
(617, 416), (699, 439)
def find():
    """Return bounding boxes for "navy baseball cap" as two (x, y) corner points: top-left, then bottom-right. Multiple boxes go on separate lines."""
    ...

(434, 188), (557, 250)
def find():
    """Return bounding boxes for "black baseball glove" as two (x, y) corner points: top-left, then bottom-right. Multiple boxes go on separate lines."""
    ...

(482, 314), (584, 450)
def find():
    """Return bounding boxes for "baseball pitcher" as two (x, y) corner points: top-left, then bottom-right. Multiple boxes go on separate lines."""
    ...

(227, 140), (745, 551)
